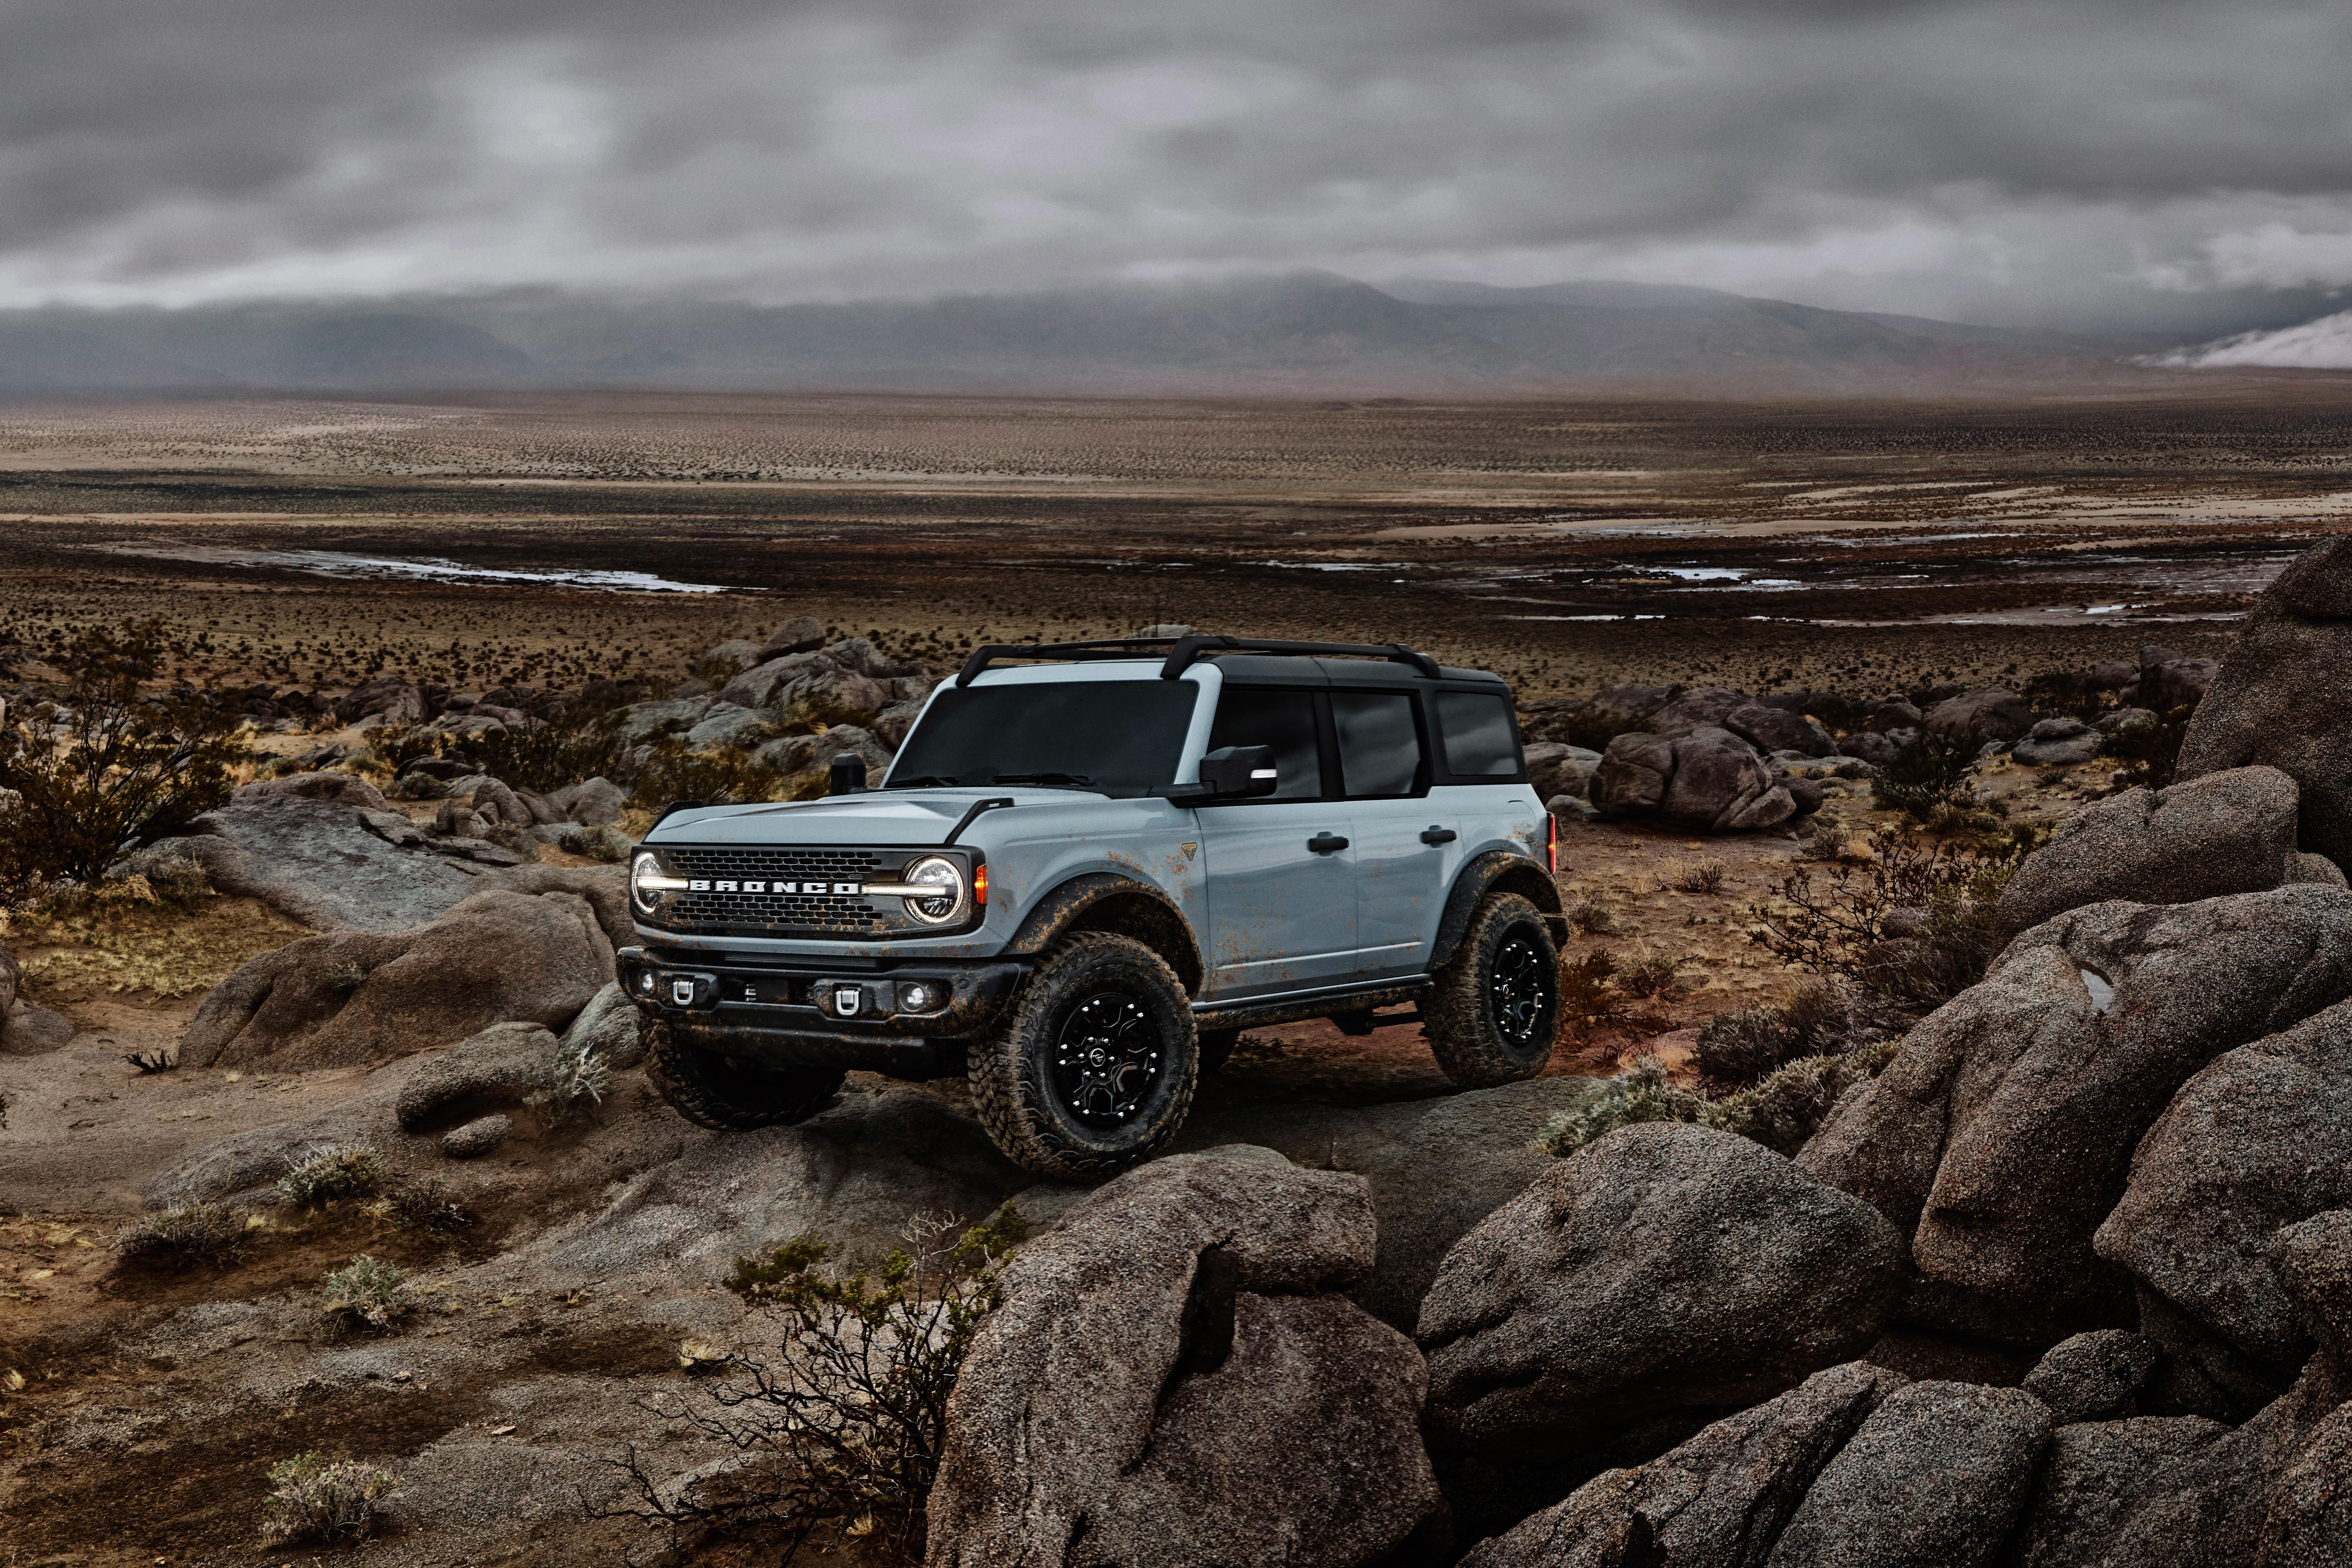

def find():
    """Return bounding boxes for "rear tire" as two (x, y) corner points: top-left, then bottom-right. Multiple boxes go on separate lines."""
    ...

(969, 932), (1198, 1182)
(1425, 891), (1562, 1088)
(643, 1013), (845, 1129)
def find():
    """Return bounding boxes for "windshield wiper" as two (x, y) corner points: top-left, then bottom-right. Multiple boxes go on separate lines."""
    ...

(886, 775), (961, 789)
(992, 772), (1098, 790)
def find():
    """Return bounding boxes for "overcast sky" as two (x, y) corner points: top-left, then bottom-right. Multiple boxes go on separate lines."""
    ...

(6, 0), (2351, 331)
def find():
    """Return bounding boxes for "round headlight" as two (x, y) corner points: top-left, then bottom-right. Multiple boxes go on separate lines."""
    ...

(630, 853), (668, 912)
(900, 855), (966, 924)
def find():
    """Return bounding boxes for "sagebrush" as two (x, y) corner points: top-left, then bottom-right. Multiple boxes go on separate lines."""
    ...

(323, 1254), (416, 1331)
(275, 1145), (386, 1208)
(261, 1453), (399, 1545)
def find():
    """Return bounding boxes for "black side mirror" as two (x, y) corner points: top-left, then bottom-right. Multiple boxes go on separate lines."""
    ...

(828, 753), (869, 795)
(1197, 745), (1279, 799)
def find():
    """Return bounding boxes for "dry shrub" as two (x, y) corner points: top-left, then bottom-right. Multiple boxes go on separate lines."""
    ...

(261, 1453), (398, 1546)
(1747, 833), (2024, 1014)
(275, 1145), (385, 1209)
(1536, 1040), (1900, 1160)
(1621, 953), (1685, 1001)
(1693, 978), (1875, 1084)
(602, 1209), (1026, 1563)
(4, 868), (306, 1001)
(322, 1254), (416, 1332)
(1670, 858), (1728, 895)
(115, 1205), (248, 1270)
(1566, 898), (1620, 936)
(628, 739), (786, 811)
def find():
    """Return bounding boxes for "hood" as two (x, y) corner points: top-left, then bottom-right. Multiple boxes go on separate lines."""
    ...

(642, 786), (1093, 847)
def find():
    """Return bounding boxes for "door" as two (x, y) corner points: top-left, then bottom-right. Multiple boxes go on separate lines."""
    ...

(1335, 690), (1455, 978)
(1196, 686), (1357, 999)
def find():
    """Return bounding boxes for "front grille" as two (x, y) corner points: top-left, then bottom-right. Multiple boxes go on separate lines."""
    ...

(657, 846), (896, 936)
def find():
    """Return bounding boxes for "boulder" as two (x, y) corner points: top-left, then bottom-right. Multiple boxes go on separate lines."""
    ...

(1762, 1381), (2051, 1568)
(1, 999), (74, 1055)
(2096, 705), (2158, 734)
(2271, 1209), (2352, 1367)
(2288, 852), (2349, 889)
(755, 614), (828, 659)
(140, 1110), (381, 1208)
(178, 889), (615, 1071)
(548, 777), (626, 828)
(1922, 688), (2033, 748)
(2094, 999), (2352, 1384)
(2178, 536), (2352, 865)
(1801, 886), (2352, 1343)
(1993, 766), (2301, 940)
(699, 638), (764, 675)
(1784, 775), (1825, 818)
(442, 1115), (511, 1159)
(2124, 651), (2220, 713)
(928, 1149), (1444, 1568)
(874, 698), (929, 750)
(2013, 717), (2103, 767)
(1652, 686), (1751, 734)
(1461, 1361), (1908, 1568)
(359, 808), (427, 848)
(1592, 727), (1799, 833)
(1865, 701), (1923, 733)
(611, 697), (710, 744)
(1728, 702), (1837, 758)
(2008, 1416), (2229, 1568)
(777, 664), (888, 721)
(1584, 684), (1675, 733)
(332, 677), (424, 726)
(560, 980), (645, 1071)
(2021, 1331), (2162, 1425)
(1838, 728), (1915, 768)
(1419, 1124), (1907, 1467)
(169, 793), (492, 932)
(395, 1020), (557, 1132)
(232, 771), (388, 812)
(2252, 1399), (2352, 1568)
(715, 650), (829, 711)
(820, 636), (905, 678)
(434, 801), (490, 840)
(682, 702), (772, 751)
(443, 774), (533, 828)
(419, 712), (505, 738)
(1524, 743), (1602, 805)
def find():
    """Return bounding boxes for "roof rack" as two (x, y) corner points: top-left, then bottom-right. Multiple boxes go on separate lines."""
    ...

(954, 634), (1443, 687)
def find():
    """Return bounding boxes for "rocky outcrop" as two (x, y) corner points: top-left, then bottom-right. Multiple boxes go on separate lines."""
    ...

(1462, 1361), (1908, 1568)
(179, 888), (616, 1071)
(2021, 1330), (2162, 1425)
(172, 793), (494, 932)
(2122, 646), (2221, 712)
(2178, 535), (2352, 865)
(1592, 726), (1799, 833)
(1762, 1381), (2051, 1568)
(1419, 1124), (1907, 1467)
(1801, 885), (2352, 1344)
(1922, 688), (2033, 749)
(1993, 766), (2301, 939)
(928, 1148), (1444, 1568)
(2008, 1416), (2228, 1568)
(756, 614), (828, 659)
(2013, 717), (2103, 767)
(1524, 742), (1602, 805)
(0, 940), (73, 1055)
(1726, 701), (1837, 758)
(233, 770), (388, 812)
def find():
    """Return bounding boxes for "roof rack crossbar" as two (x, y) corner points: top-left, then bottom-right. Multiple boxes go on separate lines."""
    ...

(956, 635), (1442, 686)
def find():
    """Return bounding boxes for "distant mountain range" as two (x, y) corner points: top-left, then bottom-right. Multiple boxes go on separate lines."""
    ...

(0, 272), (2237, 397)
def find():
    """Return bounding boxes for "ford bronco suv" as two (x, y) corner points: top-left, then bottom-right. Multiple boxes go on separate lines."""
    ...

(620, 634), (1566, 1181)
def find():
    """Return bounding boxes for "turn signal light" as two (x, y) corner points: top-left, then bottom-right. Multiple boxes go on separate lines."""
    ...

(973, 863), (988, 906)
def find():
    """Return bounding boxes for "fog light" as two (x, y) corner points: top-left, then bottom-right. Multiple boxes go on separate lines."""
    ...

(896, 981), (938, 1013)
(638, 972), (655, 994)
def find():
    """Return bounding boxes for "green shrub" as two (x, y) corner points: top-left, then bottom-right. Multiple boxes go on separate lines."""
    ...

(115, 1204), (247, 1270)
(260, 1453), (398, 1545)
(1535, 1042), (1900, 1160)
(1694, 1009), (1791, 1082)
(275, 1145), (385, 1208)
(1748, 834), (2024, 1014)
(371, 1176), (475, 1234)
(1535, 1057), (1711, 1157)
(322, 1254), (416, 1331)
(1873, 728), (1975, 824)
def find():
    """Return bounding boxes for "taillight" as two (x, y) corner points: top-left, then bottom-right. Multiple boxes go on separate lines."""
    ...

(1547, 810), (1557, 874)
(973, 863), (989, 906)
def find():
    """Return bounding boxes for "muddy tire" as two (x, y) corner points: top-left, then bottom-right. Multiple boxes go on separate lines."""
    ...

(642, 1013), (845, 1130)
(968, 932), (1198, 1182)
(1425, 891), (1562, 1088)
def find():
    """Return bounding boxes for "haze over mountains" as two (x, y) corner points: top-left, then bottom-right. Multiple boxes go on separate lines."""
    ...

(0, 271), (2299, 399)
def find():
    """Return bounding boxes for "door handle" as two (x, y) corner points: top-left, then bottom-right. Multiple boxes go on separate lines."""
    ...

(1420, 826), (1457, 845)
(1307, 833), (1350, 853)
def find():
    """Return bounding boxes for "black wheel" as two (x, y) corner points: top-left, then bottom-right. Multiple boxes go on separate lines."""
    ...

(643, 1013), (845, 1130)
(1198, 1028), (1240, 1075)
(968, 932), (1198, 1181)
(1425, 891), (1562, 1088)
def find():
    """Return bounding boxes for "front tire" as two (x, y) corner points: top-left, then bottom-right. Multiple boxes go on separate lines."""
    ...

(968, 932), (1199, 1182)
(1425, 891), (1562, 1088)
(643, 1014), (846, 1130)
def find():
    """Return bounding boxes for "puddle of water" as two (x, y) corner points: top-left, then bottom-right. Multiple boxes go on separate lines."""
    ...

(2080, 970), (2117, 1012)
(84, 543), (741, 594)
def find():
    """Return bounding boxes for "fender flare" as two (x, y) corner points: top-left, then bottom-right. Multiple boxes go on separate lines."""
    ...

(1428, 850), (1566, 971)
(1003, 872), (1206, 995)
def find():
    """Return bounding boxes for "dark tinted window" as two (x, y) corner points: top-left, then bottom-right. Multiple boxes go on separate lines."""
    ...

(1207, 688), (1323, 799)
(1436, 692), (1519, 777)
(1334, 692), (1423, 797)
(890, 680), (1197, 797)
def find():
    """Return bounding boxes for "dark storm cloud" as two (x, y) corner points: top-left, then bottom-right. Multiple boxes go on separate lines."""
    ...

(4, 0), (2351, 325)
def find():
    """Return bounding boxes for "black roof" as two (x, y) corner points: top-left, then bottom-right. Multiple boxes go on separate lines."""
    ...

(956, 634), (1504, 689)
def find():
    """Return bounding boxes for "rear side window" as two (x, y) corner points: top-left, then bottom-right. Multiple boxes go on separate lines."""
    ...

(1436, 692), (1520, 777)
(1207, 688), (1323, 799)
(1333, 692), (1423, 797)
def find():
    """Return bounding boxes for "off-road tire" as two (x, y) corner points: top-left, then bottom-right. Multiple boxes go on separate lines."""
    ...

(643, 1013), (845, 1130)
(1198, 1028), (1240, 1075)
(1425, 891), (1562, 1088)
(969, 932), (1199, 1182)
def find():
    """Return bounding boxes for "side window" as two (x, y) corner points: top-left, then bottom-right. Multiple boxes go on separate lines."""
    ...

(1206, 687), (1323, 799)
(1333, 692), (1423, 797)
(1436, 692), (1520, 778)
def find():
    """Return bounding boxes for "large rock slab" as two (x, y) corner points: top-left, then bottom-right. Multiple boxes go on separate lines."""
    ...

(1461, 1361), (1908, 1568)
(171, 793), (492, 932)
(1592, 726), (1799, 833)
(2178, 535), (2352, 866)
(1994, 766), (2300, 940)
(1801, 886), (2352, 1343)
(1923, 688), (2033, 748)
(2254, 1398), (2352, 1567)
(928, 1149), (1443, 1568)
(1419, 1123), (1907, 1466)
(1175, 1073), (1593, 1328)
(1762, 1381), (2051, 1568)
(2094, 998), (2352, 1381)
(178, 889), (615, 1071)
(2009, 1416), (2229, 1568)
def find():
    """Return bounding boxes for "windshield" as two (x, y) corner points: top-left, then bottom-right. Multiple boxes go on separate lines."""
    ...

(887, 679), (1199, 798)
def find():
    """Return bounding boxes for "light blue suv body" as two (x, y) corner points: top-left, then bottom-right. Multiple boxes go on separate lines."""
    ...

(621, 636), (1566, 1177)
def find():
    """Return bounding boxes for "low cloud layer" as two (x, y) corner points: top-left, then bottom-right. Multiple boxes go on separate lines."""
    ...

(2152, 310), (2352, 370)
(5, 0), (2352, 331)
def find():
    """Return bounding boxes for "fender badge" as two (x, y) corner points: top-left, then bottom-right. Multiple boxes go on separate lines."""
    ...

(1180, 842), (1197, 861)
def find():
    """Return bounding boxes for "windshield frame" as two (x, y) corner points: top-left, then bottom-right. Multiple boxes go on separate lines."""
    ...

(882, 664), (1213, 799)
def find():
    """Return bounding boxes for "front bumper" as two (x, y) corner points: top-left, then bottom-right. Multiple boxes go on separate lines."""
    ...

(616, 946), (1028, 1080)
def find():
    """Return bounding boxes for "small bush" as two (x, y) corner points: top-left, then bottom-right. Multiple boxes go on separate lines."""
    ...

(115, 1204), (247, 1270)
(275, 1145), (385, 1209)
(260, 1453), (398, 1546)
(2103, 704), (2192, 791)
(371, 1175), (475, 1234)
(1535, 1056), (1710, 1157)
(628, 739), (786, 811)
(1748, 833), (2024, 1014)
(1873, 729), (1975, 824)
(386, 770), (447, 801)
(323, 961), (367, 992)
(2021, 670), (2113, 724)
(1621, 953), (1684, 1000)
(323, 1254), (416, 1331)
(1704, 1042), (1900, 1156)
(1567, 898), (1619, 935)
(535, 1031), (612, 1124)
(1671, 858), (1728, 895)
(1694, 1009), (1792, 1082)
(1557, 949), (1623, 1032)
